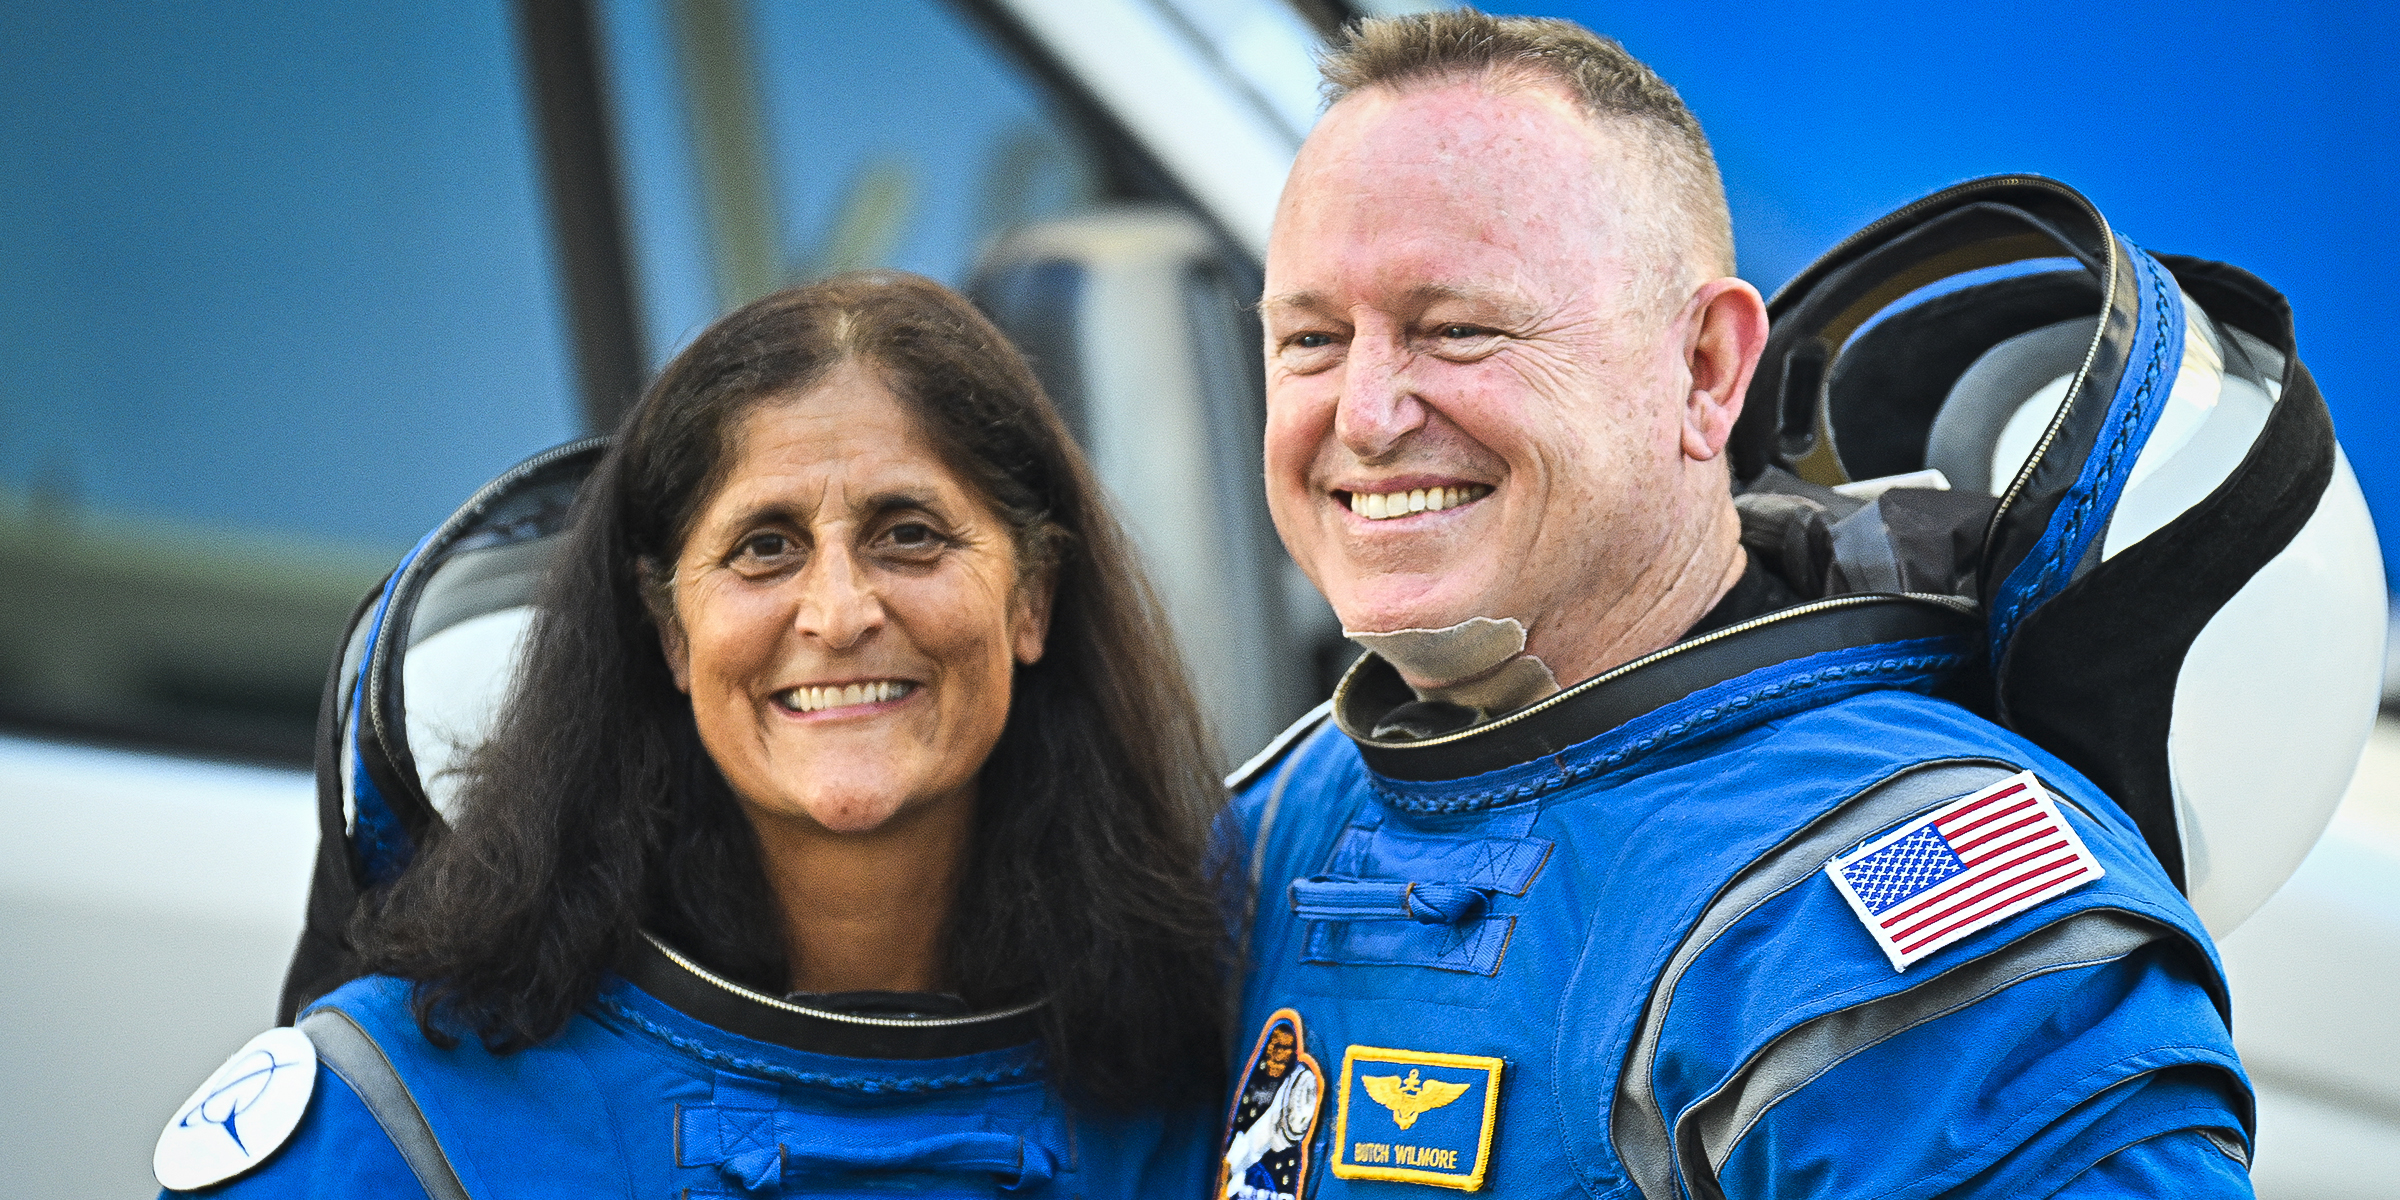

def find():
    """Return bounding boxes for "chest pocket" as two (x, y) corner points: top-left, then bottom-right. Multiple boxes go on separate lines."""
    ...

(676, 1072), (1061, 1196)
(1289, 809), (1551, 976)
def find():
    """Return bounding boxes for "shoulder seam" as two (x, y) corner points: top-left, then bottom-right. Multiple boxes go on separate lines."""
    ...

(1608, 758), (2023, 1200)
(302, 1008), (473, 1200)
(1225, 699), (1336, 791)
(1688, 908), (2173, 1189)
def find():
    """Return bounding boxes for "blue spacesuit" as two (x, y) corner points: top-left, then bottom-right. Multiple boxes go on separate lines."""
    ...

(163, 935), (1210, 1197)
(1220, 596), (2253, 1199)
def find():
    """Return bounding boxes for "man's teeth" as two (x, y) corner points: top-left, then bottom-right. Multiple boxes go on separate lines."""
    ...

(1346, 485), (1490, 521)
(783, 680), (914, 713)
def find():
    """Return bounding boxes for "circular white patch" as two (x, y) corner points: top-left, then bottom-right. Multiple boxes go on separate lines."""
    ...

(154, 1026), (317, 1191)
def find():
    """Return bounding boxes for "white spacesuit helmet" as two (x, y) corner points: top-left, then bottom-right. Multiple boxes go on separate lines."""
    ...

(283, 436), (606, 1019)
(1732, 175), (2383, 936)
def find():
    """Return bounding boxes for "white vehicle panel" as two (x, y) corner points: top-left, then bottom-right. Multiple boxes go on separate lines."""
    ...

(0, 734), (313, 1199)
(992, 0), (1304, 256)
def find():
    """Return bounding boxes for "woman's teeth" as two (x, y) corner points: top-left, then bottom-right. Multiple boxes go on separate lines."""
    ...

(1346, 484), (1491, 521)
(781, 680), (914, 713)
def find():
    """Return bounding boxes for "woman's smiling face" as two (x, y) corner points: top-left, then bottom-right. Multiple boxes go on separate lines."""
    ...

(658, 361), (1049, 837)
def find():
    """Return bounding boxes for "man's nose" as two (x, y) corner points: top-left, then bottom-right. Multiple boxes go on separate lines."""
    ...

(1334, 334), (1425, 462)
(793, 543), (884, 649)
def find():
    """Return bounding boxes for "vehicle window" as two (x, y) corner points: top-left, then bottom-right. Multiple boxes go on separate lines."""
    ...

(0, 1), (585, 762)
(748, 0), (1101, 285)
(604, 0), (1128, 353)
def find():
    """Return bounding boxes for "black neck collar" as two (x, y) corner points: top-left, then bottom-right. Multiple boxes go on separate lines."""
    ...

(617, 932), (1045, 1059)
(1334, 595), (1975, 782)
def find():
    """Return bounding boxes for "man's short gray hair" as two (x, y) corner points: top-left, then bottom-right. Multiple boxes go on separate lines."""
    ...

(1318, 9), (1736, 292)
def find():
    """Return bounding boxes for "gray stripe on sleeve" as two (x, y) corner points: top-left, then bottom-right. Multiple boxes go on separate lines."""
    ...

(1679, 908), (2164, 1193)
(1609, 759), (2021, 1200)
(300, 1008), (472, 1200)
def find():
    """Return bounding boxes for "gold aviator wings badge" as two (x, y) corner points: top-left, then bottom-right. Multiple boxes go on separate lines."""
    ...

(1361, 1068), (1471, 1130)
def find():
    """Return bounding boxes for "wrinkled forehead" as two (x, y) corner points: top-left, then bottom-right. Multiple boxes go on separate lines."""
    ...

(1268, 81), (1653, 309)
(1304, 75), (1613, 178)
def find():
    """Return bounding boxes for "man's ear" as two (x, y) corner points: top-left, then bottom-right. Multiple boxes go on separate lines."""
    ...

(639, 560), (693, 693)
(1010, 564), (1056, 666)
(1680, 276), (1770, 462)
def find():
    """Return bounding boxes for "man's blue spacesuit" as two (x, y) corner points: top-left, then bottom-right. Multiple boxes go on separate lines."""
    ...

(1221, 595), (2254, 1199)
(166, 935), (1210, 1197)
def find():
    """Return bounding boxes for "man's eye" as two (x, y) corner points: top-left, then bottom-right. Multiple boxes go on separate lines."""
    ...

(1295, 333), (1333, 349)
(1440, 325), (1486, 339)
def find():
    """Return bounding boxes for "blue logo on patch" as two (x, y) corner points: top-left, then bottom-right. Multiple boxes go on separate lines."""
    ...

(1331, 1045), (1503, 1190)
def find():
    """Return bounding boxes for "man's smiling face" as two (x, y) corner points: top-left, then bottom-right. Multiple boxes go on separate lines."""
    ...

(1262, 78), (1710, 684)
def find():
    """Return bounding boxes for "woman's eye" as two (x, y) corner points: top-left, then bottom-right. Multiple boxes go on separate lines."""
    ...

(728, 531), (802, 573)
(878, 521), (948, 559)
(1440, 324), (1484, 339)
(739, 532), (789, 559)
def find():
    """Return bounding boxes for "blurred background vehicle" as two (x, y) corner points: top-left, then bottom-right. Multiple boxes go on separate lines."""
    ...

(2, 1), (2393, 1196)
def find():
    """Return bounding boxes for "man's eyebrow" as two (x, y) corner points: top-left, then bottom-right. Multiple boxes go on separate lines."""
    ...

(1257, 290), (1325, 316)
(1405, 283), (1538, 320)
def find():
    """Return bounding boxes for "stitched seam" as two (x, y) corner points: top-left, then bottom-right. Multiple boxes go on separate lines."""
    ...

(1373, 653), (1965, 813)
(1615, 761), (2017, 1200)
(2006, 1107), (2253, 1199)
(1864, 1046), (2242, 1200)
(1701, 949), (2140, 1179)
(555, 1035), (640, 1199)
(1993, 255), (2174, 652)
(593, 996), (1039, 1092)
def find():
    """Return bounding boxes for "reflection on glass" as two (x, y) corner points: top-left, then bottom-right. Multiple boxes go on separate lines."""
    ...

(673, 0), (1105, 310)
(0, 1), (583, 760)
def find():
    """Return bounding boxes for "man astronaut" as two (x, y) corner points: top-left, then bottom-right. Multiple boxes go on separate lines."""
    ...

(1218, 11), (2255, 1198)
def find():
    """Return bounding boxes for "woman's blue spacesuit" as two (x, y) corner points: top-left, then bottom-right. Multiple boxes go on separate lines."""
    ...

(171, 934), (1209, 1197)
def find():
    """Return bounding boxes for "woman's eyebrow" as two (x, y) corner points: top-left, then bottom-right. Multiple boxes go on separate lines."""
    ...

(720, 499), (808, 532)
(857, 489), (946, 519)
(710, 489), (948, 538)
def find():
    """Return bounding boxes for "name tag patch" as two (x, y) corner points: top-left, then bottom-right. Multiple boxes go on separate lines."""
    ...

(1331, 1044), (1502, 1190)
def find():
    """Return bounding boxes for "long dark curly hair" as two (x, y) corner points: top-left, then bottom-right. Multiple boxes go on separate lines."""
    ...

(360, 272), (1228, 1106)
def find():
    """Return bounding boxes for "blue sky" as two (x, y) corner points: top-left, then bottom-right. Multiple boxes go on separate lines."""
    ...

(1511, 1), (2400, 562)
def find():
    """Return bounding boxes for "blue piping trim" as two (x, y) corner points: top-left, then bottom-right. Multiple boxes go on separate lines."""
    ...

(1988, 247), (2185, 663)
(593, 995), (1043, 1093)
(348, 528), (441, 886)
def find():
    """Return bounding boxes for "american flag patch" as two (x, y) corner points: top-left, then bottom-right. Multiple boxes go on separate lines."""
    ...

(1825, 771), (2103, 971)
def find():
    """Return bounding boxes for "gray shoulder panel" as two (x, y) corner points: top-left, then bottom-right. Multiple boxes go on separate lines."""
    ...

(1224, 699), (1335, 792)
(1610, 758), (2023, 1200)
(1679, 908), (2165, 1193)
(301, 1008), (472, 1200)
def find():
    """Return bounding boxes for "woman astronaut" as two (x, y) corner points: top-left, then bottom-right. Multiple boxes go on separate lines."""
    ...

(155, 273), (1228, 1196)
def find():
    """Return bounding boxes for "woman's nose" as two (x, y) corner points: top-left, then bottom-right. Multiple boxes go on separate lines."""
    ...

(792, 544), (884, 649)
